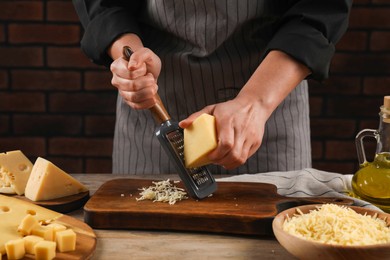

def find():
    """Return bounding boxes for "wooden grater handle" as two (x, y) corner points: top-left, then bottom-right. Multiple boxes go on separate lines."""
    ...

(122, 46), (171, 124)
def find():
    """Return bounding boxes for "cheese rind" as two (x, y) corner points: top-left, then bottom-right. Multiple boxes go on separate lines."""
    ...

(0, 150), (33, 195)
(0, 195), (62, 255)
(25, 157), (88, 201)
(184, 113), (218, 168)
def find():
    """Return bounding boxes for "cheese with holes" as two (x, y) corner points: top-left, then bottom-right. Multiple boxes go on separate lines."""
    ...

(25, 157), (88, 201)
(0, 195), (61, 255)
(184, 113), (217, 168)
(5, 239), (25, 260)
(0, 150), (33, 195)
(34, 240), (56, 260)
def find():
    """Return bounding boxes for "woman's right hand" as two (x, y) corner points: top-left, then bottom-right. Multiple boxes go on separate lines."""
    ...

(110, 47), (162, 110)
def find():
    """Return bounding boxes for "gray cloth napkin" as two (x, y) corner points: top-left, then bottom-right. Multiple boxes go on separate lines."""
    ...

(218, 168), (382, 211)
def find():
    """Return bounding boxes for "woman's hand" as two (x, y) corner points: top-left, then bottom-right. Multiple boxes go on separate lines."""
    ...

(110, 47), (162, 109)
(179, 95), (268, 170)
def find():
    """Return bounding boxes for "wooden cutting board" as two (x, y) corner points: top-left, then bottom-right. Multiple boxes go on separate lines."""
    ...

(84, 179), (354, 236)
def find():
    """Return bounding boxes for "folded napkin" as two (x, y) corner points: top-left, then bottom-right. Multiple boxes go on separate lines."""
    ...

(219, 168), (382, 211)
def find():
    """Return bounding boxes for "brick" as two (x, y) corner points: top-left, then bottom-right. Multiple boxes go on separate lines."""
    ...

(335, 31), (368, 51)
(47, 1), (80, 22)
(0, 137), (46, 157)
(330, 53), (390, 75)
(45, 157), (83, 174)
(86, 158), (112, 173)
(308, 77), (361, 95)
(0, 24), (4, 43)
(0, 47), (43, 67)
(85, 115), (115, 135)
(310, 140), (323, 160)
(9, 24), (80, 44)
(372, 0), (390, 4)
(47, 47), (100, 69)
(84, 71), (113, 90)
(349, 7), (390, 29)
(326, 96), (382, 117)
(49, 93), (116, 114)
(363, 77), (390, 95)
(49, 137), (113, 156)
(325, 141), (357, 160)
(0, 93), (45, 112)
(311, 119), (357, 138)
(312, 161), (357, 175)
(352, 0), (371, 4)
(0, 115), (9, 134)
(0, 1), (43, 21)
(354, 136), (377, 162)
(13, 115), (82, 135)
(370, 31), (390, 51)
(0, 70), (8, 89)
(12, 70), (81, 91)
(308, 97), (323, 117)
(359, 119), (379, 130)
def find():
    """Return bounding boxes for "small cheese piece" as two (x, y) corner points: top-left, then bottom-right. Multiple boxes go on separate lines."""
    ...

(5, 239), (25, 260)
(23, 235), (44, 255)
(31, 225), (54, 241)
(17, 214), (39, 236)
(34, 241), (56, 260)
(0, 195), (62, 255)
(25, 157), (88, 201)
(0, 150), (33, 195)
(46, 223), (66, 238)
(56, 229), (76, 252)
(184, 113), (218, 168)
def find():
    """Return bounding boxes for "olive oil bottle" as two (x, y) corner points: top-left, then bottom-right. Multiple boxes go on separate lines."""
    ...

(352, 96), (390, 212)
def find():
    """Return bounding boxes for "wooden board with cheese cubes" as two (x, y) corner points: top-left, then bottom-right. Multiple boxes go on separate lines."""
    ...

(0, 151), (89, 213)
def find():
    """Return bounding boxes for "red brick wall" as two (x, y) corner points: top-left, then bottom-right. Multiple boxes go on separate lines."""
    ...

(0, 1), (389, 174)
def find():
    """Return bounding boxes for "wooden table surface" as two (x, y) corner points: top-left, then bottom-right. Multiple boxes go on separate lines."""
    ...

(70, 174), (296, 260)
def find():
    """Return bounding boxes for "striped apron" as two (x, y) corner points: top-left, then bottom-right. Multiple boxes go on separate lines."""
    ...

(113, 0), (312, 175)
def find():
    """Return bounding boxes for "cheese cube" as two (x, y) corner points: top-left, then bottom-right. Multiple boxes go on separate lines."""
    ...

(23, 235), (44, 255)
(25, 157), (88, 201)
(46, 223), (67, 238)
(184, 113), (218, 168)
(5, 239), (25, 260)
(0, 150), (33, 195)
(34, 241), (56, 260)
(31, 226), (54, 241)
(17, 214), (39, 236)
(56, 229), (76, 252)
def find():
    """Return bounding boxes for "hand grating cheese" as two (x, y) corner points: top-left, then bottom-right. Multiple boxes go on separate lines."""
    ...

(283, 204), (390, 246)
(136, 179), (188, 205)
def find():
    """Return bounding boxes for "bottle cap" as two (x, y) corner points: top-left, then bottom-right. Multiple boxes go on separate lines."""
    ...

(384, 96), (390, 110)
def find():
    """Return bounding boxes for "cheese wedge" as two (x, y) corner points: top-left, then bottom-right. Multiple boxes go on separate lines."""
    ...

(0, 195), (62, 255)
(184, 113), (218, 168)
(25, 157), (88, 201)
(0, 150), (33, 195)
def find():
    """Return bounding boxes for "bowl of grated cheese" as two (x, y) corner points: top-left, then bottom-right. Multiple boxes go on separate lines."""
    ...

(272, 204), (390, 260)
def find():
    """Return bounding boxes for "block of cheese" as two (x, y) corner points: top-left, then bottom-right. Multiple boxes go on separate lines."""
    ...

(46, 223), (66, 238)
(5, 239), (25, 260)
(56, 229), (76, 252)
(0, 195), (62, 255)
(23, 235), (44, 255)
(0, 150), (33, 195)
(184, 113), (218, 168)
(17, 214), (39, 236)
(34, 240), (56, 260)
(31, 225), (54, 241)
(25, 157), (88, 201)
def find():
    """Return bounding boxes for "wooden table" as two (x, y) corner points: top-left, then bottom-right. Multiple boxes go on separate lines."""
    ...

(69, 174), (296, 260)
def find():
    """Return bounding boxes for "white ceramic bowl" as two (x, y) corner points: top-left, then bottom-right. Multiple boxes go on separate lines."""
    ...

(272, 204), (390, 260)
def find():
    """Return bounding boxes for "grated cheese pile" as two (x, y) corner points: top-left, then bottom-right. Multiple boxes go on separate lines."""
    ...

(283, 204), (390, 246)
(136, 179), (188, 205)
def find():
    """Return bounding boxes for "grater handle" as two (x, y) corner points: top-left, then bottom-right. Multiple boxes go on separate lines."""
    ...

(122, 46), (171, 124)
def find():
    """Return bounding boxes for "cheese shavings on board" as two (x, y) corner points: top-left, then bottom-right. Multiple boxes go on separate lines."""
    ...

(283, 204), (390, 246)
(136, 179), (188, 205)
